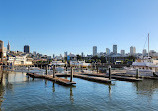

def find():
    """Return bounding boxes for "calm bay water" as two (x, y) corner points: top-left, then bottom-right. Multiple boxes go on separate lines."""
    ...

(0, 71), (158, 111)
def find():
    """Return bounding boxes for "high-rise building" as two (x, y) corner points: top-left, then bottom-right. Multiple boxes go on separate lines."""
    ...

(142, 49), (147, 56)
(130, 46), (136, 55)
(106, 48), (110, 55)
(64, 52), (68, 57)
(7, 41), (10, 52)
(81, 52), (84, 57)
(24, 45), (30, 53)
(93, 46), (97, 56)
(113, 45), (117, 54)
(121, 50), (125, 55)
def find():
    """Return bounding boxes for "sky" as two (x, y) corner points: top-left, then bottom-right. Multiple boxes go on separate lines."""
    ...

(0, 0), (158, 56)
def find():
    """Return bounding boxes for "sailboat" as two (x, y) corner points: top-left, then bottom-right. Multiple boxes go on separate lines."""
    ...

(126, 33), (158, 76)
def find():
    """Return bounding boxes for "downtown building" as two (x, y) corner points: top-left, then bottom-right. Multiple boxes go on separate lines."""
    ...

(113, 45), (117, 54)
(93, 46), (97, 56)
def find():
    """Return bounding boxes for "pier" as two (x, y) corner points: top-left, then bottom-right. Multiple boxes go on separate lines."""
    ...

(27, 73), (76, 85)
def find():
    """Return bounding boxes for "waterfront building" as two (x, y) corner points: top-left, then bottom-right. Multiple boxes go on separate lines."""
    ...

(7, 54), (33, 66)
(93, 46), (97, 56)
(121, 50), (125, 55)
(7, 41), (10, 52)
(24, 45), (30, 53)
(130, 46), (136, 55)
(106, 48), (110, 55)
(113, 45), (117, 54)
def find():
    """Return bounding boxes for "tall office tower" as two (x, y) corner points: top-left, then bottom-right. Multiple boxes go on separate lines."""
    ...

(130, 46), (136, 55)
(93, 46), (97, 56)
(113, 45), (117, 54)
(81, 52), (84, 57)
(106, 48), (110, 55)
(142, 49), (147, 56)
(24, 45), (30, 53)
(7, 41), (10, 52)
(121, 50), (125, 55)
(64, 52), (68, 57)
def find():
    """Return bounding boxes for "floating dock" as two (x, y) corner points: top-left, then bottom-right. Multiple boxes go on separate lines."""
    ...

(79, 73), (142, 82)
(27, 73), (76, 85)
(73, 74), (112, 84)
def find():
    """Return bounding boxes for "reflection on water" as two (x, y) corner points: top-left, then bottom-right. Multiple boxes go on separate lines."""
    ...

(0, 71), (158, 111)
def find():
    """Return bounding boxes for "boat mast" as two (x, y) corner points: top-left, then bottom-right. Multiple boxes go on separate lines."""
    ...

(148, 33), (149, 58)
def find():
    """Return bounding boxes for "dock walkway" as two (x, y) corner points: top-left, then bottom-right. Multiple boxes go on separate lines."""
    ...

(27, 73), (76, 85)
(78, 73), (142, 82)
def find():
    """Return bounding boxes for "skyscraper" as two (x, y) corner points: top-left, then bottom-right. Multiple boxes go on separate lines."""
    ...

(24, 45), (30, 53)
(106, 48), (110, 55)
(113, 45), (117, 54)
(81, 52), (84, 57)
(93, 46), (97, 56)
(142, 49), (147, 56)
(64, 52), (68, 57)
(7, 41), (10, 52)
(121, 50), (125, 55)
(130, 46), (136, 55)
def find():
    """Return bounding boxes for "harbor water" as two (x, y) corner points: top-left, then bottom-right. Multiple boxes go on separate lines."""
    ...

(0, 71), (158, 111)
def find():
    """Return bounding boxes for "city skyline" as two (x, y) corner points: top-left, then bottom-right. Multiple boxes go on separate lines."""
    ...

(0, 0), (158, 55)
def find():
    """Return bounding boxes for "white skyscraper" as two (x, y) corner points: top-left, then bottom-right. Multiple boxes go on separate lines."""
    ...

(106, 48), (110, 55)
(130, 46), (136, 55)
(121, 50), (125, 55)
(93, 46), (97, 56)
(113, 45), (117, 54)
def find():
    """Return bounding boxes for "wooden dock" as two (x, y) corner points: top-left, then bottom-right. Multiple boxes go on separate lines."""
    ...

(78, 73), (142, 82)
(73, 74), (112, 84)
(26, 73), (76, 85)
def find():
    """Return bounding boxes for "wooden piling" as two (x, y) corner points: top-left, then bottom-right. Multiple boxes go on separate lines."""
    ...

(136, 69), (139, 79)
(109, 66), (111, 80)
(70, 67), (73, 82)
(46, 65), (48, 75)
(53, 65), (55, 78)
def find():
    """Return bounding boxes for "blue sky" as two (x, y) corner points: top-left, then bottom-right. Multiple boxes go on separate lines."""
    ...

(0, 0), (158, 56)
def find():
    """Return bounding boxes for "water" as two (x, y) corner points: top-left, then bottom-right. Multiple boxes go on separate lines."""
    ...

(0, 71), (158, 111)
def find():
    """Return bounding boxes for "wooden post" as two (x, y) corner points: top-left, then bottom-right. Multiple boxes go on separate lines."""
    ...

(109, 66), (111, 80)
(66, 64), (68, 71)
(46, 65), (48, 75)
(97, 64), (99, 74)
(53, 65), (55, 78)
(70, 67), (73, 82)
(136, 69), (139, 79)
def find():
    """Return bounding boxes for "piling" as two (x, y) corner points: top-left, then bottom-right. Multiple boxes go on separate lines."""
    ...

(136, 69), (139, 79)
(46, 65), (48, 75)
(109, 66), (111, 80)
(53, 65), (55, 78)
(66, 64), (68, 71)
(70, 67), (73, 82)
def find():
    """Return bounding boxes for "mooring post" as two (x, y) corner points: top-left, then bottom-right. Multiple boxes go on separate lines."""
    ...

(136, 69), (139, 79)
(46, 65), (48, 75)
(97, 64), (99, 74)
(70, 67), (73, 82)
(66, 64), (68, 71)
(53, 65), (55, 78)
(109, 65), (111, 80)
